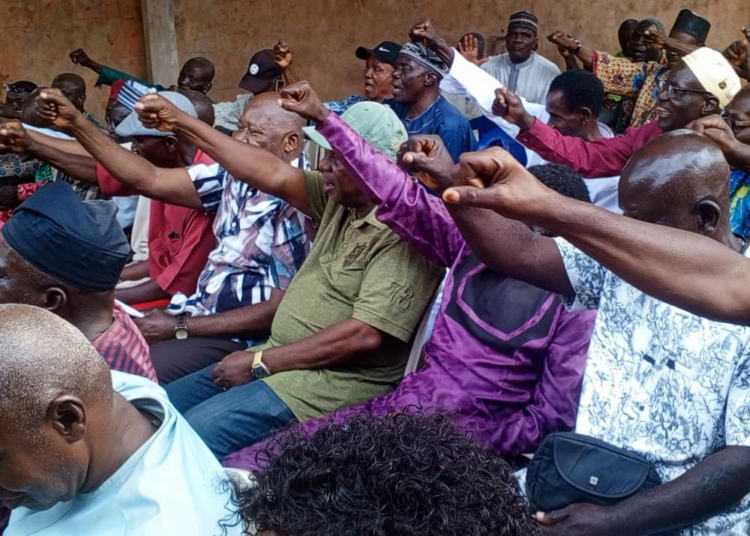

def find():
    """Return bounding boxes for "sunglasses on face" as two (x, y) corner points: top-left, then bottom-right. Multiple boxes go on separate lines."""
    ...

(657, 79), (713, 99)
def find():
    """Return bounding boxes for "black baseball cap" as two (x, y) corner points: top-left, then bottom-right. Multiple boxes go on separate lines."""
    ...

(355, 41), (402, 67)
(239, 49), (282, 93)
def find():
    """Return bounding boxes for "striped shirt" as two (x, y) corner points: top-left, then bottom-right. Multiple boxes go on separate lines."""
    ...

(93, 303), (157, 382)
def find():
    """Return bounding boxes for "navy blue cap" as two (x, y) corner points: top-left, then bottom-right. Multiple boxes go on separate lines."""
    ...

(2, 182), (129, 292)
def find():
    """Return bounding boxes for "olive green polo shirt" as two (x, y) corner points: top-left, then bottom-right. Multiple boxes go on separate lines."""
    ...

(260, 171), (442, 421)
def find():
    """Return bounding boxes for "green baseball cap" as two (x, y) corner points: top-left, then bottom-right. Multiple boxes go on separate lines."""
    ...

(303, 102), (408, 162)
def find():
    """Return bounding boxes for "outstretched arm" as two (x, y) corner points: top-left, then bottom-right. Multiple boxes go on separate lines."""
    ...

(401, 145), (573, 296)
(135, 93), (311, 215)
(441, 149), (750, 326)
(0, 120), (98, 184)
(37, 89), (201, 208)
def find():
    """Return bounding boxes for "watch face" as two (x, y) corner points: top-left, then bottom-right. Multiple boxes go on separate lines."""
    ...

(252, 363), (271, 379)
(174, 328), (189, 340)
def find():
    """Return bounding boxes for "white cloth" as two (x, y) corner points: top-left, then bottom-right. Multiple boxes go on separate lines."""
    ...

(481, 52), (560, 104)
(555, 239), (750, 536)
(115, 196), (152, 291)
(7, 371), (244, 536)
(22, 124), (74, 140)
(443, 51), (622, 213)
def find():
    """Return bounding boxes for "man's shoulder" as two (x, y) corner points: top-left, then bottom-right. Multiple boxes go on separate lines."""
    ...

(531, 53), (562, 74)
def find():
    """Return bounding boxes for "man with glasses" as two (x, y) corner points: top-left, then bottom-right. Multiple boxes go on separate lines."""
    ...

(488, 47), (740, 179)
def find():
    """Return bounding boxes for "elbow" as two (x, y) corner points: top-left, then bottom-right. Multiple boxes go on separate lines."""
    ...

(354, 323), (383, 352)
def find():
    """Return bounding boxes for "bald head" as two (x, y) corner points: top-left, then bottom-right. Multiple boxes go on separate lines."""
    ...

(0, 305), (112, 434)
(178, 57), (215, 95)
(52, 73), (87, 112)
(619, 131), (731, 238)
(234, 93), (306, 162)
(178, 88), (216, 125)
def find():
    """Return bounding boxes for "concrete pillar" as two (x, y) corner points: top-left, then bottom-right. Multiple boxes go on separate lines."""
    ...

(140, 0), (180, 87)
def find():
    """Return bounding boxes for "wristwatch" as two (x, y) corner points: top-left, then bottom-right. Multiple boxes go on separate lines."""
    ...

(173, 316), (189, 340)
(251, 350), (272, 379)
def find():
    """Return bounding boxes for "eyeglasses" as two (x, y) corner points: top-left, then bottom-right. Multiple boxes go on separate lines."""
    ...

(722, 110), (750, 130)
(657, 79), (713, 99)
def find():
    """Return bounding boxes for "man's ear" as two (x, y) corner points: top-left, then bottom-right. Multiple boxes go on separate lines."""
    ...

(423, 71), (439, 88)
(283, 131), (301, 155)
(203, 82), (213, 95)
(48, 396), (87, 443)
(580, 107), (593, 124)
(164, 136), (179, 153)
(703, 96), (720, 116)
(43, 287), (68, 312)
(695, 198), (721, 235)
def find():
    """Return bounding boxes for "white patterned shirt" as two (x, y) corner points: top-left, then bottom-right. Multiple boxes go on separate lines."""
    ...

(556, 238), (750, 535)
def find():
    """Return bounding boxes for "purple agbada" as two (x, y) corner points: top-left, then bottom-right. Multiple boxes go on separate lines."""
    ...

(223, 113), (596, 470)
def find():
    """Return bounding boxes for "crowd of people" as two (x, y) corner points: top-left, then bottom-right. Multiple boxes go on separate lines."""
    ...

(0, 7), (750, 536)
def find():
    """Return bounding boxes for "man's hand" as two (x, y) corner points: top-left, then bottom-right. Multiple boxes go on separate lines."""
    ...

(134, 94), (182, 132)
(69, 48), (93, 67)
(441, 147), (553, 222)
(724, 39), (750, 80)
(278, 81), (329, 123)
(547, 31), (579, 52)
(643, 27), (668, 49)
(133, 309), (179, 345)
(398, 135), (457, 192)
(37, 88), (84, 131)
(211, 351), (255, 389)
(409, 19), (439, 48)
(273, 40), (294, 70)
(492, 88), (535, 131)
(536, 503), (619, 535)
(688, 114), (747, 168)
(458, 34), (487, 66)
(0, 120), (32, 153)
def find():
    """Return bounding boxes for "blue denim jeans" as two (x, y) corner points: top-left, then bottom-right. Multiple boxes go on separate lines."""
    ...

(165, 366), (297, 459)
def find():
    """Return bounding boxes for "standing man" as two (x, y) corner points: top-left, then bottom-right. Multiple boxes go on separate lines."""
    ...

(481, 11), (560, 104)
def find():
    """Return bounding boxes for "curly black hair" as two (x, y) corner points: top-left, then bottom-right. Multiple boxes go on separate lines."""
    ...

(234, 412), (542, 536)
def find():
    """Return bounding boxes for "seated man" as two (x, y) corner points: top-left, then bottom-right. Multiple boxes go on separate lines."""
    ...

(0, 305), (242, 536)
(234, 413), (542, 536)
(30, 89), (311, 384)
(224, 134), (595, 471)
(274, 39), (402, 114)
(426, 133), (750, 534)
(0, 181), (156, 380)
(386, 41), (475, 162)
(1, 81), (37, 119)
(103, 84), (444, 458)
(0, 90), (218, 307)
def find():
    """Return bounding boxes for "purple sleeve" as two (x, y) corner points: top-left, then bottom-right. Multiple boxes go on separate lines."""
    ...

(317, 113), (463, 267)
(517, 118), (663, 178)
(486, 307), (596, 455)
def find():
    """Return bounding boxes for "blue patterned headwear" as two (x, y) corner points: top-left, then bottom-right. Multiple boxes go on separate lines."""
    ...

(116, 80), (154, 111)
(400, 42), (449, 79)
(508, 11), (539, 35)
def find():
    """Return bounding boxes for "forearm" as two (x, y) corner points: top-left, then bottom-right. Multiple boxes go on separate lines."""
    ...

(282, 64), (299, 86)
(573, 45), (595, 70)
(610, 447), (750, 534)
(120, 261), (150, 281)
(116, 279), (170, 304)
(532, 192), (750, 325)
(67, 116), (158, 193)
(448, 203), (573, 295)
(26, 140), (98, 184)
(263, 318), (382, 373)
(27, 130), (90, 156)
(184, 289), (283, 338)
(563, 54), (581, 71)
(172, 112), (306, 209)
(726, 142), (750, 173)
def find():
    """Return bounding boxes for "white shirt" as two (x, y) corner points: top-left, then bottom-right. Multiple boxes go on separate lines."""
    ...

(556, 239), (750, 536)
(481, 52), (560, 104)
(442, 51), (622, 213)
(8, 371), (244, 536)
